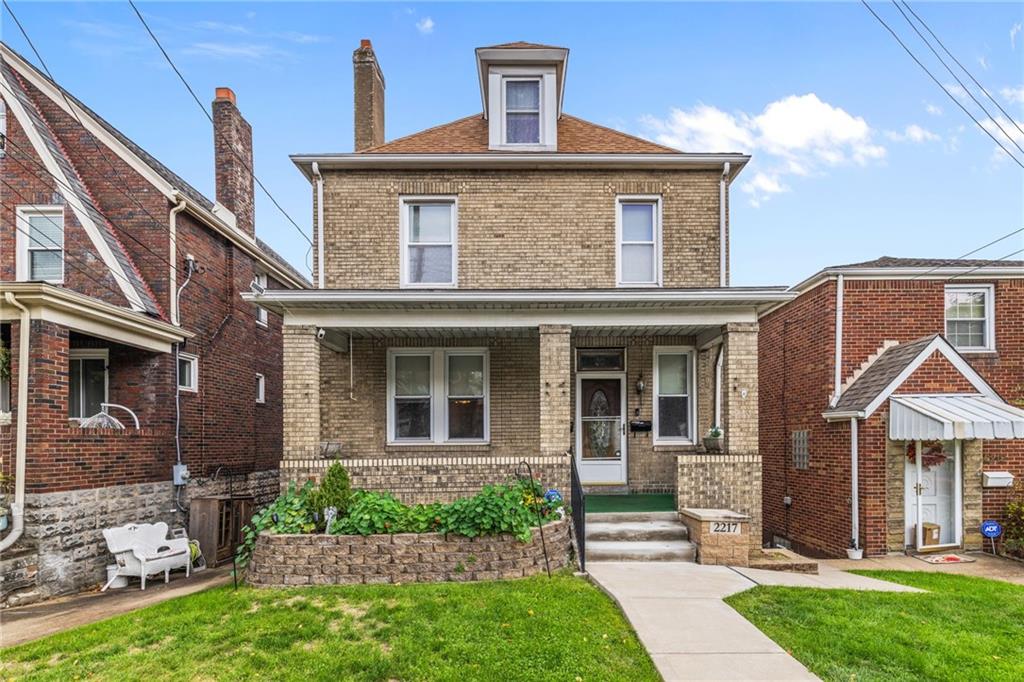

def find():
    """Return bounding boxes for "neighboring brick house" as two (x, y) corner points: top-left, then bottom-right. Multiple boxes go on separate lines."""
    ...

(760, 257), (1024, 558)
(0, 43), (308, 605)
(250, 40), (791, 543)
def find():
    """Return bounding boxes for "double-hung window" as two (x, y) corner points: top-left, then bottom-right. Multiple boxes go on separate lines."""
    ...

(69, 350), (107, 420)
(944, 284), (994, 352)
(504, 78), (541, 144)
(16, 206), (64, 283)
(254, 273), (268, 326)
(388, 348), (489, 444)
(178, 352), (198, 393)
(616, 197), (661, 286)
(653, 347), (695, 444)
(400, 197), (457, 287)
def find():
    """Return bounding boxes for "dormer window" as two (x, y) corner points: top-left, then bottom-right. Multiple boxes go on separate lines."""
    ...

(504, 78), (541, 144)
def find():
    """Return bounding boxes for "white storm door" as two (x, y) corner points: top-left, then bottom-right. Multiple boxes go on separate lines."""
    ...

(576, 373), (627, 484)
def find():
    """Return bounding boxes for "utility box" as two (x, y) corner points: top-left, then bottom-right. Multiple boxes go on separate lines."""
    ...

(983, 471), (1014, 488)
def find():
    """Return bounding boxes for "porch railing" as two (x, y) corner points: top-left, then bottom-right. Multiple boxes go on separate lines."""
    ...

(569, 453), (586, 572)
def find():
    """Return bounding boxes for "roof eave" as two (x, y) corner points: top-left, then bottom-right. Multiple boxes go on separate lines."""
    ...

(792, 265), (1024, 294)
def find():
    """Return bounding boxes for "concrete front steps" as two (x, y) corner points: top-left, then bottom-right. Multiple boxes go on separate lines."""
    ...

(586, 511), (696, 562)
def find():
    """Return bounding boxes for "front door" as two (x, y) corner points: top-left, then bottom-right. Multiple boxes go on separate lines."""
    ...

(905, 440), (963, 550)
(576, 374), (627, 484)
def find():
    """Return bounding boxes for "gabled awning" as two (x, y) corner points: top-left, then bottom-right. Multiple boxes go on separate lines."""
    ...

(889, 395), (1024, 440)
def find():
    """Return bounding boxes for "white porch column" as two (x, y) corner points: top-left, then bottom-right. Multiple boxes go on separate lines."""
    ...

(283, 325), (321, 461)
(538, 324), (572, 457)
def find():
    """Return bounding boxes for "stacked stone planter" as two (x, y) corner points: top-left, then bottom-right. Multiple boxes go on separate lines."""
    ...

(248, 519), (570, 586)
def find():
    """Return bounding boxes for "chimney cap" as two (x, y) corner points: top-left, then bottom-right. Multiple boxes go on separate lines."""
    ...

(214, 87), (236, 105)
(360, 39), (373, 49)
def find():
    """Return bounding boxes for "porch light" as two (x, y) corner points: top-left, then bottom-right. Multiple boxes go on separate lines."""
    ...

(635, 373), (646, 395)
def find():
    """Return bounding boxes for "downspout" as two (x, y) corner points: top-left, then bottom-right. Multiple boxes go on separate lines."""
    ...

(850, 417), (860, 552)
(168, 193), (188, 326)
(312, 161), (325, 289)
(719, 162), (731, 288)
(831, 274), (844, 406)
(714, 342), (724, 428)
(0, 293), (29, 552)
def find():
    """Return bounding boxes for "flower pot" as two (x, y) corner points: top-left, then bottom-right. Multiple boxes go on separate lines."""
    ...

(846, 548), (864, 560)
(703, 436), (724, 453)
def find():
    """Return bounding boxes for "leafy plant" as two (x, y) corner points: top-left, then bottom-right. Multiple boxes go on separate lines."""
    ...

(1003, 482), (1024, 557)
(0, 342), (9, 381)
(235, 481), (316, 568)
(331, 490), (415, 535)
(309, 463), (353, 528)
(707, 425), (723, 438)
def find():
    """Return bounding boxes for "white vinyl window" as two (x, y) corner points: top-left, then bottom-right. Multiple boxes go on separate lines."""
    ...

(400, 197), (457, 288)
(653, 347), (696, 444)
(0, 101), (6, 158)
(944, 285), (994, 352)
(256, 373), (266, 404)
(387, 348), (489, 444)
(16, 206), (64, 283)
(177, 352), (198, 393)
(254, 273), (268, 326)
(69, 349), (108, 420)
(504, 78), (541, 145)
(616, 197), (661, 286)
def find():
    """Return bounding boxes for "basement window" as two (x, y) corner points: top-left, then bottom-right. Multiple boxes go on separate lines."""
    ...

(792, 430), (810, 470)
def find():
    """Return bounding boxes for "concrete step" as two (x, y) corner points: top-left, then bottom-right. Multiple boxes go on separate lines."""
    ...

(587, 539), (696, 562)
(586, 511), (680, 524)
(586, 520), (689, 542)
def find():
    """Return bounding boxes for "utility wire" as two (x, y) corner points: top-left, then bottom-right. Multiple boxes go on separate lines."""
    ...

(891, 1), (1024, 157)
(910, 227), (1024, 279)
(860, 0), (1024, 169)
(900, 1), (1024, 140)
(128, 0), (314, 248)
(945, 249), (1024, 282)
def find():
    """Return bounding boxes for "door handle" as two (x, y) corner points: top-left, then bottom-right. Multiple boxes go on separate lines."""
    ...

(914, 483), (924, 495)
(621, 422), (625, 435)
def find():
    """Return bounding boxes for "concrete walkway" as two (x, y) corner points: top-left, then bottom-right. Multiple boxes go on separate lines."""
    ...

(1, 566), (232, 648)
(825, 551), (1024, 586)
(588, 562), (919, 681)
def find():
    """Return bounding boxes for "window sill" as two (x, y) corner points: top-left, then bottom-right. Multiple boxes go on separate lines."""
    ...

(653, 442), (697, 451)
(386, 441), (491, 447)
(400, 283), (458, 290)
(617, 282), (662, 288)
(956, 348), (997, 355)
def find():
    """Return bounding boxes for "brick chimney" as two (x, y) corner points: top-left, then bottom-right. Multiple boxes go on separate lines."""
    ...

(353, 39), (385, 151)
(212, 87), (255, 236)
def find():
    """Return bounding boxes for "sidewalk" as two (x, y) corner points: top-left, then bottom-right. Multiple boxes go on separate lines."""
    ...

(588, 562), (918, 681)
(1, 566), (232, 649)
(824, 551), (1024, 585)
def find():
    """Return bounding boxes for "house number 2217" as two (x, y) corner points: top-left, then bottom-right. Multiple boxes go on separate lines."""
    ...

(711, 522), (740, 534)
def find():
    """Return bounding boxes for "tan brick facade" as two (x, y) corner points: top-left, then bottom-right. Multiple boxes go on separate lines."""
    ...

(539, 325), (572, 457)
(677, 454), (762, 549)
(723, 323), (759, 454)
(283, 325), (321, 460)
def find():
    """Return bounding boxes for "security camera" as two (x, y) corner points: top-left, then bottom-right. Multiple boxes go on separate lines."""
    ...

(316, 328), (326, 340)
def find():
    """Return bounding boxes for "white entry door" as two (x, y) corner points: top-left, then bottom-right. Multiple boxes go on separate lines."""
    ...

(576, 373), (627, 484)
(905, 440), (963, 549)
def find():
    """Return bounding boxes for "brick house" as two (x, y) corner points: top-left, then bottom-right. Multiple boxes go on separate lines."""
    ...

(759, 257), (1024, 558)
(249, 40), (791, 543)
(0, 43), (308, 604)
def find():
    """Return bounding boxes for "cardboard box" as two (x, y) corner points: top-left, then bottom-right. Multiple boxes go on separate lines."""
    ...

(918, 522), (941, 546)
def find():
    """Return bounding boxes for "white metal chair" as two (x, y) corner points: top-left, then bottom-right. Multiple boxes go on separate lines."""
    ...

(101, 522), (191, 591)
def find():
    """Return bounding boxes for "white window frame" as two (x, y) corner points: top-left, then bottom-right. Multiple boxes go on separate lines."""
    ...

(615, 196), (662, 288)
(944, 284), (995, 352)
(386, 347), (489, 445)
(502, 76), (542, 146)
(254, 273), (268, 327)
(68, 349), (108, 421)
(399, 196), (458, 289)
(177, 351), (198, 393)
(15, 205), (64, 284)
(255, 373), (266, 404)
(0, 100), (6, 158)
(487, 65), (557, 152)
(652, 346), (697, 445)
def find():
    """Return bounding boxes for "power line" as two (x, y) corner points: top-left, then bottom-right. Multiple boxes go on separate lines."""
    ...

(945, 249), (1024, 282)
(900, 1), (1024, 141)
(891, 1), (1024, 158)
(860, 0), (1024, 169)
(910, 227), (1024, 279)
(128, 0), (314, 249)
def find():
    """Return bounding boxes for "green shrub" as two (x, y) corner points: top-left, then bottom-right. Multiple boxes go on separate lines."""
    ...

(1003, 484), (1024, 557)
(235, 481), (316, 568)
(309, 463), (353, 525)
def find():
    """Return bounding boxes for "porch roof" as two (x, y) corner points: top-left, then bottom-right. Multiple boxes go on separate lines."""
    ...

(890, 395), (1024, 440)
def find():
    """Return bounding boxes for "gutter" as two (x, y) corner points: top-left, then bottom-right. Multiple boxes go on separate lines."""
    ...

(311, 162), (325, 289)
(719, 162), (730, 287)
(168, 193), (188, 325)
(791, 266), (1024, 295)
(0, 293), (29, 552)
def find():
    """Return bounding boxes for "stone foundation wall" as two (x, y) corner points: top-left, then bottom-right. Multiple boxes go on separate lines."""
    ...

(677, 453), (762, 549)
(280, 456), (569, 505)
(247, 519), (571, 586)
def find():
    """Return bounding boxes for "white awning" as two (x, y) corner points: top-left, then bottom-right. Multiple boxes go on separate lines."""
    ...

(889, 395), (1024, 441)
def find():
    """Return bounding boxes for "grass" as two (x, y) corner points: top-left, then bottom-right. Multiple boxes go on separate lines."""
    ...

(2, 573), (658, 682)
(727, 570), (1024, 681)
(586, 494), (675, 514)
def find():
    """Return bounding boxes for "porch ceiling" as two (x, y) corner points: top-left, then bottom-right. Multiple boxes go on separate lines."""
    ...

(337, 324), (721, 339)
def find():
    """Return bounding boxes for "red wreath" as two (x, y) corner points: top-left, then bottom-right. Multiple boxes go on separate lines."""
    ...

(906, 440), (949, 469)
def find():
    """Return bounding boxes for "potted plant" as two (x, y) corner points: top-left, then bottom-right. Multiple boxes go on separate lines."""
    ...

(703, 426), (724, 453)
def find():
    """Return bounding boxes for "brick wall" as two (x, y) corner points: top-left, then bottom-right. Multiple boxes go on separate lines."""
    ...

(677, 454), (762, 549)
(315, 169), (724, 289)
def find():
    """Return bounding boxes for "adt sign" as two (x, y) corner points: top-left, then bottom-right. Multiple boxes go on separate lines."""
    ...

(981, 520), (1003, 539)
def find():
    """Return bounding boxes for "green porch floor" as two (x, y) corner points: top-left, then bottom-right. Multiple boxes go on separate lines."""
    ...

(585, 494), (676, 514)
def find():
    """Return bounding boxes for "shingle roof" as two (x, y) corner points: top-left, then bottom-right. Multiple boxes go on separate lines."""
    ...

(361, 113), (683, 155)
(830, 335), (940, 413)
(833, 256), (1024, 269)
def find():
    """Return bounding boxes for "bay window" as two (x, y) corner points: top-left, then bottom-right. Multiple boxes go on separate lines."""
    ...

(400, 197), (457, 287)
(653, 347), (695, 443)
(388, 348), (489, 444)
(617, 197), (661, 286)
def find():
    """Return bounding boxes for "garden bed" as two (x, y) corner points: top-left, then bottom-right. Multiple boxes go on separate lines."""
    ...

(248, 519), (571, 586)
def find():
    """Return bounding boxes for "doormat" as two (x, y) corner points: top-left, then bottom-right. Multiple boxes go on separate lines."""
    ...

(914, 553), (976, 564)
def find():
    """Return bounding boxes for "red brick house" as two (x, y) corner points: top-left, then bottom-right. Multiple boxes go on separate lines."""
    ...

(0, 42), (308, 604)
(760, 257), (1024, 558)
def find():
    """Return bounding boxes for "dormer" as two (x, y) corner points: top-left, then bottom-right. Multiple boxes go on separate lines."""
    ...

(475, 42), (569, 152)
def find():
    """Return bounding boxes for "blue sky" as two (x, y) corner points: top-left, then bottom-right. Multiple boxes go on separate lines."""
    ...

(4, 1), (1022, 286)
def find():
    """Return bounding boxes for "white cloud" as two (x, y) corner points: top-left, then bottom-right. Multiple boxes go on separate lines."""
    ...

(944, 83), (970, 102)
(1012, 22), (1022, 50)
(182, 42), (289, 61)
(977, 55), (990, 71)
(925, 102), (943, 116)
(416, 17), (435, 35)
(886, 124), (940, 143)
(641, 93), (886, 207)
(1001, 86), (1024, 104)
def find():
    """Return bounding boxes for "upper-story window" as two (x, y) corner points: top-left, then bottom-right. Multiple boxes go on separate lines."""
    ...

(944, 284), (994, 352)
(400, 197), (457, 288)
(504, 78), (541, 144)
(16, 206), (64, 283)
(616, 197), (662, 287)
(254, 273), (269, 326)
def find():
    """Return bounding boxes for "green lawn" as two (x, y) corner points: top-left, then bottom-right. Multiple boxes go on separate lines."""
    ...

(2, 573), (658, 682)
(727, 570), (1024, 681)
